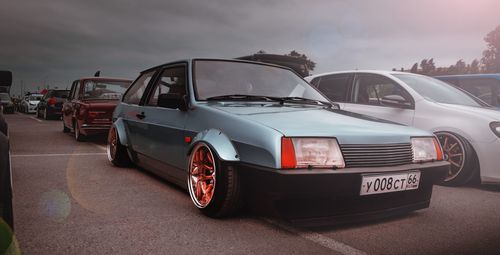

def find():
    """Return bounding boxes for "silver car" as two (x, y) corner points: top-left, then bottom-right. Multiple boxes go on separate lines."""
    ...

(306, 70), (500, 186)
(20, 93), (43, 114)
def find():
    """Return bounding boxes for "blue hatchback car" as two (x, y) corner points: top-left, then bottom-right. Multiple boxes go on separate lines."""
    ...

(107, 59), (449, 225)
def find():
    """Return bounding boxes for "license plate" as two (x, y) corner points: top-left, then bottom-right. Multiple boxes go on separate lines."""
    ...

(360, 171), (421, 196)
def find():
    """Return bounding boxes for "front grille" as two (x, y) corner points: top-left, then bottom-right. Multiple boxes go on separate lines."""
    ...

(340, 143), (413, 168)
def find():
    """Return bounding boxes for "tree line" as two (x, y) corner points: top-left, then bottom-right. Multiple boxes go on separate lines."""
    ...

(394, 25), (500, 75)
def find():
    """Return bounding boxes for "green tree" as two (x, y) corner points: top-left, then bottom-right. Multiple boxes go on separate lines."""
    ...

(481, 25), (500, 72)
(410, 63), (418, 73)
(469, 59), (480, 73)
(286, 50), (316, 71)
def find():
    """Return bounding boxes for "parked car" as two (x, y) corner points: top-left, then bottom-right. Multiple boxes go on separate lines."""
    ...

(0, 93), (15, 114)
(306, 70), (500, 186)
(19, 93), (43, 114)
(62, 77), (132, 141)
(435, 74), (500, 108)
(107, 59), (448, 224)
(36, 89), (70, 119)
(237, 53), (311, 77)
(0, 71), (14, 236)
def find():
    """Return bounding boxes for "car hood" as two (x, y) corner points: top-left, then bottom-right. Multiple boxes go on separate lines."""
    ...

(437, 103), (500, 121)
(209, 102), (430, 144)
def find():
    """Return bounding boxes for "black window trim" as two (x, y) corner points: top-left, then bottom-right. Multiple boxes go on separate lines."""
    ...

(351, 73), (415, 110)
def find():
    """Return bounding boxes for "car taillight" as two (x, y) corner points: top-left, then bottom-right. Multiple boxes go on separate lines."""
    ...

(47, 97), (56, 106)
(281, 137), (297, 169)
(89, 111), (99, 118)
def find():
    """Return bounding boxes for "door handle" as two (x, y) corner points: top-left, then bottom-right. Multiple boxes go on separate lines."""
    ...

(136, 112), (146, 119)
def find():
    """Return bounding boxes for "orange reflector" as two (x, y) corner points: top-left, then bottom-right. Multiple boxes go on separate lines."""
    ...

(281, 137), (296, 169)
(184, 136), (192, 143)
(88, 111), (98, 118)
(433, 138), (443, 161)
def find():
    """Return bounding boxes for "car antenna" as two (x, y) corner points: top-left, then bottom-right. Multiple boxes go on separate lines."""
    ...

(94, 71), (101, 77)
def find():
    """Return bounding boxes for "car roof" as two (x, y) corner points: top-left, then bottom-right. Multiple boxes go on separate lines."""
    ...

(306, 70), (411, 80)
(140, 58), (295, 74)
(434, 73), (500, 79)
(77, 77), (132, 82)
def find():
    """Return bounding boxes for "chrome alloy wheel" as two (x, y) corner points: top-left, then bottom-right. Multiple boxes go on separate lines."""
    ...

(107, 127), (118, 162)
(188, 143), (216, 208)
(436, 132), (466, 181)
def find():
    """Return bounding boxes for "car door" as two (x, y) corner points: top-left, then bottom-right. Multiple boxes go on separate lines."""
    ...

(342, 73), (415, 126)
(139, 64), (189, 181)
(120, 70), (157, 154)
(38, 90), (52, 113)
(312, 73), (353, 109)
(63, 81), (78, 128)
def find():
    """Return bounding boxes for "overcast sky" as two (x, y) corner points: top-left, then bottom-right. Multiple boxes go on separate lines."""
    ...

(1, 0), (500, 95)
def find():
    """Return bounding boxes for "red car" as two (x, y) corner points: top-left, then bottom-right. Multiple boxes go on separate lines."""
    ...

(62, 77), (132, 141)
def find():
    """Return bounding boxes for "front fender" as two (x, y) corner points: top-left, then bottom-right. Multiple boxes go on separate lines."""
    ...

(112, 118), (128, 146)
(188, 129), (240, 162)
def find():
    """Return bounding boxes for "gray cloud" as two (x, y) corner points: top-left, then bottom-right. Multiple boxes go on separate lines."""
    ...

(1, 0), (500, 95)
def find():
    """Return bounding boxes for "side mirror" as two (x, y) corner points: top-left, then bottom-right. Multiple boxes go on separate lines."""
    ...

(380, 95), (411, 108)
(157, 93), (188, 111)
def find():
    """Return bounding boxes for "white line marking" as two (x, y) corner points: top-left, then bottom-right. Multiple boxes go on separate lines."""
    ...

(262, 218), (367, 255)
(29, 116), (42, 122)
(94, 144), (107, 151)
(11, 153), (107, 157)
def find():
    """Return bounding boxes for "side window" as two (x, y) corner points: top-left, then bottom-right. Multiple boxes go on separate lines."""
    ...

(123, 70), (156, 105)
(316, 74), (351, 102)
(147, 66), (187, 106)
(353, 74), (412, 107)
(458, 78), (499, 105)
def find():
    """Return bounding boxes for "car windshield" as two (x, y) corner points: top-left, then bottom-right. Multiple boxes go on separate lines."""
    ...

(82, 80), (130, 99)
(29, 95), (43, 100)
(193, 60), (328, 102)
(393, 74), (485, 107)
(0, 93), (9, 101)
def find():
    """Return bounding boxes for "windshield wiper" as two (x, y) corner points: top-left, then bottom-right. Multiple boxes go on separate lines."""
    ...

(206, 94), (281, 102)
(278, 97), (334, 107)
(205, 94), (338, 109)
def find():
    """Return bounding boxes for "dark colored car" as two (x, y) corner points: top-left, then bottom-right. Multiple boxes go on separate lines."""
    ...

(62, 77), (132, 141)
(435, 74), (500, 108)
(0, 93), (14, 114)
(36, 89), (70, 119)
(237, 53), (310, 77)
(0, 71), (14, 254)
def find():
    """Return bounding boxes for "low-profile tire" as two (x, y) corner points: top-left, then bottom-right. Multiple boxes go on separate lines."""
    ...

(107, 126), (131, 167)
(436, 131), (479, 186)
(74, 122), (85, 142)
(187, 143), (242, 218)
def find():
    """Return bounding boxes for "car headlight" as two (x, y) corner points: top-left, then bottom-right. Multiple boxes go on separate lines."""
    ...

(412, 137), (443, 163)
(490, 122), (500, 138)
(281, 137), (345, 169)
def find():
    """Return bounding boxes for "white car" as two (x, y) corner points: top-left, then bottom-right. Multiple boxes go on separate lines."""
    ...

(20, 93), (43, 114)
(306, 70), (500, 186)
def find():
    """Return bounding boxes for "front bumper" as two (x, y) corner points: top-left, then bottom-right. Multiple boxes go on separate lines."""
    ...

(472, 138), (500, 184)
(239, 161), (449, 226)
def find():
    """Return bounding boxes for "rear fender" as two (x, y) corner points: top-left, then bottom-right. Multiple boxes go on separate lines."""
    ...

(188, 129), (240, 162)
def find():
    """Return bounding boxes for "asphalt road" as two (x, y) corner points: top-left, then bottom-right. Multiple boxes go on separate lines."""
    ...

(5, 112), (500, 255)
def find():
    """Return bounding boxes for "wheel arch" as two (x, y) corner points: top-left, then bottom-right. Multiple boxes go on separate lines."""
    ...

(112, 118), (129, 146)
(187, 129), (240, 162)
